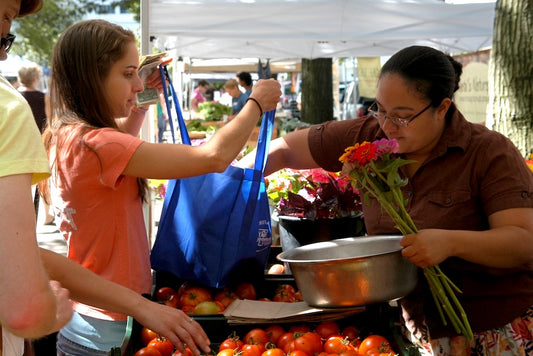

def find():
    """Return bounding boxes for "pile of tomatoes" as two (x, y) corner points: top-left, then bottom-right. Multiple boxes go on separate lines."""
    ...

(155, 281), (303, 315)
(135, 321), (396, 356)
(216, 322), (396, 356)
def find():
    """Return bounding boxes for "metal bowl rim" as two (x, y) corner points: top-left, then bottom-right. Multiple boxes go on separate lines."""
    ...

(277, 235), (403, 263)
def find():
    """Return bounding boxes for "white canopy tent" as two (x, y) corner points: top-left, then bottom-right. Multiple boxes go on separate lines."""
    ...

(146, 0), (495, 60)
(140, 0), (496, 238)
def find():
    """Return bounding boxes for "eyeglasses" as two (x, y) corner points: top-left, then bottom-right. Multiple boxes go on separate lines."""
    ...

(1, 33), (16, 53)
(368, 101), (432, 127)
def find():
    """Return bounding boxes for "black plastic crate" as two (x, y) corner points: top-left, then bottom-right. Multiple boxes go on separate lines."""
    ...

(125, 302), (420, 356)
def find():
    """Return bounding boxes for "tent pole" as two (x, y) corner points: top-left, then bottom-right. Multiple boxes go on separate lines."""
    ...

(139, 0), (154, 245)
(140, 0), (150, 56)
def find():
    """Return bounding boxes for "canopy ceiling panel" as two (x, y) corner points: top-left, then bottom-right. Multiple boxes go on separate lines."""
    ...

(148, 0), (495, 59)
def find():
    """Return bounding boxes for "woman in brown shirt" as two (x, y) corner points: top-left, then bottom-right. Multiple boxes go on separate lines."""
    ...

(241, 46), (533, 355)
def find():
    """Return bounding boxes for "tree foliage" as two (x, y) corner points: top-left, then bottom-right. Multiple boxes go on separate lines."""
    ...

(11, 0), (141, 66)
(80, 0), (140, 21)
(11, 0), (84, 66)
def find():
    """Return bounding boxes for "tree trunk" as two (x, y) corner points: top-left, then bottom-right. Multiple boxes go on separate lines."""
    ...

(301, 58), (333, 125)
(488, 0), (533, 157)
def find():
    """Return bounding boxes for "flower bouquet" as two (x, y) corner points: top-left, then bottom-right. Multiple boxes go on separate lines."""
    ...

(339, 138), (473, 339)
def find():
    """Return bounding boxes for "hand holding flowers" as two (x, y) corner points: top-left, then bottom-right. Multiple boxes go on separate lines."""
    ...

(339, 138), (473, 339)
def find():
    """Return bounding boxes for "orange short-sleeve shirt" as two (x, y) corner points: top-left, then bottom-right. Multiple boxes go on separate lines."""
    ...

(50, 125), (151, 321)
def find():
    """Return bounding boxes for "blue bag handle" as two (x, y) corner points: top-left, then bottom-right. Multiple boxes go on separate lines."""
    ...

(159, 63), (274, 174)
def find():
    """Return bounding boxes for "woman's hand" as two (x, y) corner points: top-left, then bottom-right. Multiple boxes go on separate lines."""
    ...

(134, 299), (211, 356)
(144, 66), (166, 93)
(48, 280), (74, 333)
(248, 79), (282, 113)
(400, 229), (452, 268)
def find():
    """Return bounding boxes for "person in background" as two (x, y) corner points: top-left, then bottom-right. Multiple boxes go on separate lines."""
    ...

(18, 64), (56, 225)
(156, 94), (168, 143)
(1, 2), (212, 356)
(190, 79), (209, 111)
(237, 71), (253, 99)
(42, 19), (281, 355)
(225, 78), (247, 118)
(17, 65), (47, 132)
(239, 45), (533, 355)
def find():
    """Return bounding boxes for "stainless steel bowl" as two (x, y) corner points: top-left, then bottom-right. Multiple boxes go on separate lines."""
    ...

(277, 235), (418, 308)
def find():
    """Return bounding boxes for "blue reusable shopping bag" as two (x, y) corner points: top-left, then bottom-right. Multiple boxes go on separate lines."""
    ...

(150, 65), (273, 288)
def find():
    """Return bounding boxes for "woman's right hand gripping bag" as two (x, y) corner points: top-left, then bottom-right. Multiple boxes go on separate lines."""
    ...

(150, 87), (275, 288)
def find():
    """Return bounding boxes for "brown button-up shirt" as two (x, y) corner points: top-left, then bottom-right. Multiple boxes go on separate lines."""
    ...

(308, 109), (533, 338)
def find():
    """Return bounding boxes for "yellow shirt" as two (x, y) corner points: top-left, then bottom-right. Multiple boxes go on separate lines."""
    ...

(0, 74), (50, 356)
(0, 75), (50, 183)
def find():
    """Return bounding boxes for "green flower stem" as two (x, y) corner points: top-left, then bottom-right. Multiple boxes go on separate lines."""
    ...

(357, 170), (414, 234)
(439, 269), (474, 339)
(425, 270), (447, 325)
(434, 265), (462, 293)
(352, 164), (473, 340)
(425, 268), (462, 333)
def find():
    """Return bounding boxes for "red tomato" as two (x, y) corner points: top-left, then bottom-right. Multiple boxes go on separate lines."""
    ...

(214, 288), (239, 307)
(323, 336), (355, 354)
(244, 328), (269, 345)
(241, 343), (266, 356)
(235, 282), (257, 300)
(141, 327), (159, 346)
(219, 336), (244, 352)
(265, 325), (285, 344)
(135, 347), (163, 356)
(177, 281), (194, 298)
(341, 326), (360, 342)
(164, 293), (180, 308)
(317, 353), (337, 356)
(148, 338), (175, 356)
(179, 286), (212, 307)
(293, 291), (304, 302)
(293, 332), (322, 356)
(156, 287), (177, 302)
(218, 349), (236, 356)
(288, 325), (312, 334)
(262, 348), (285, 356)
(273, 284), (297, 302)
(358, 335), (393, 355)
(276, 332), (295, 351)
(173, 348), (193, 356)
(314, 321), (340, 340)
(338, 350), (359, 356)
(288, 351), (310, 356)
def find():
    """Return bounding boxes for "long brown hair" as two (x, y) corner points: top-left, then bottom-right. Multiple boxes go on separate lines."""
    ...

(40, 19), (147, 202)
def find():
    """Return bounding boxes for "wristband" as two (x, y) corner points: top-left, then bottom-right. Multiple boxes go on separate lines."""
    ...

(132, 106), (149, 114)
(245, 97), (263, 116)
